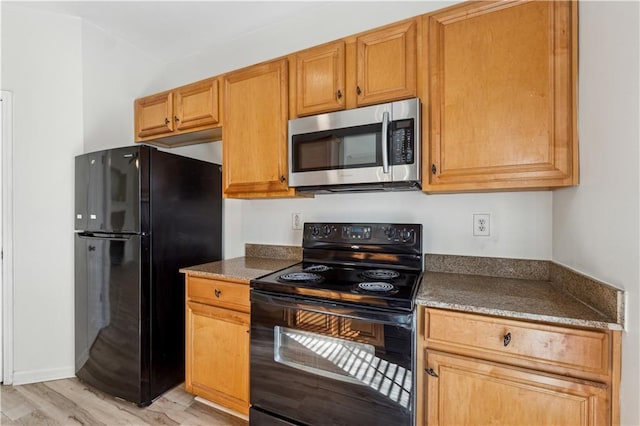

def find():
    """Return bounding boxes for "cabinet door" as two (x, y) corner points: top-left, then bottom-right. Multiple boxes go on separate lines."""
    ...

(424, 351), (609, 426)
(185, 301), (250, 415)
(175, 79), (220, 131)
(425, 1), (578, 192)
(295, 41), (346, 116)
(135, 92), (173, 139)
(223, 59), (295, 198)
(356, 19), (417, 107)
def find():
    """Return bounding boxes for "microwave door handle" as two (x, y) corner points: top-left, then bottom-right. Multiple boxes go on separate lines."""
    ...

(381, 111), (390, 174)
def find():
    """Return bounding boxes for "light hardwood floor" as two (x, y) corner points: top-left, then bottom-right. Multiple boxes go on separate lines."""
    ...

(0, 378), (248, 425)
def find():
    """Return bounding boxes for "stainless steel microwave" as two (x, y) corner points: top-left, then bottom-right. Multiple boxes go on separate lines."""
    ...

(288, 98), (420, 193)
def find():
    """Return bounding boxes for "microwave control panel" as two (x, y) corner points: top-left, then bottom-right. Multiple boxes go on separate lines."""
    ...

(391, 119), (415, 165)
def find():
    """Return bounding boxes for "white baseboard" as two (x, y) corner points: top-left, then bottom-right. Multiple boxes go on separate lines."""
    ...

(12, 366), (75, 385)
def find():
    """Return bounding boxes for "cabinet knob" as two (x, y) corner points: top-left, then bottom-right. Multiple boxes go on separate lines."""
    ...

(164, 118), (170, 125)
(503, 332), (512, 347)
(431, 164), (437, 175)
(356, 86), (362, 96)
(280, 175), (286, 183)
(337, 90), (342, 100)
(426, 368), (439, 378)
(174, 115), (180, 122)
(214, 289), (221, 298)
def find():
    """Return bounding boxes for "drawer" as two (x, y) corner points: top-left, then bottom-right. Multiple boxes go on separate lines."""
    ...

(424, 309), (610, 375)
(187, 275), (250, 313)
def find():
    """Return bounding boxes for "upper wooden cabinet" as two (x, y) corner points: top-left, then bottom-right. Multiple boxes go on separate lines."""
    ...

(423, 0), (578, 192)
(223, 58), (296, 198)
(291, 19), (418, 117)
(294, 41), (346, 116)
(355, 19), (418, 107)
(134, 77), (222, 147)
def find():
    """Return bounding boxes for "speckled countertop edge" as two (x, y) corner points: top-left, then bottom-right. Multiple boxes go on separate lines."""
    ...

(180, 244), (301, 282)
(417, 255), (624, 331)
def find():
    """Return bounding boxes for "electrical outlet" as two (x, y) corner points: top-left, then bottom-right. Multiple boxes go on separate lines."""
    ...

(292, 213), (303, 230)
(473, 213), (490, 237)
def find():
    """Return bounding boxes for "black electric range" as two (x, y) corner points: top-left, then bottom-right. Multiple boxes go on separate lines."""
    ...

(251, 222), (423, 311)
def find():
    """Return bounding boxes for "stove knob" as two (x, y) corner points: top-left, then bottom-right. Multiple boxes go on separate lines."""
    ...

(321, 225), (332, 237)
(400, 228), (414, 243)
(310, 225), (320, 237)
(386, 227), (397, 239)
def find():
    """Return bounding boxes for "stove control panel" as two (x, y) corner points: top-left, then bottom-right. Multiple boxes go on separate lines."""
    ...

(342, 225), (371, 240)
(304, 222), (422, 248)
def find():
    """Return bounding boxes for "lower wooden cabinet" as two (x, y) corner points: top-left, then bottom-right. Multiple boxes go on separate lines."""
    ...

(417, 307), (621, 426)
(185, 275), (250, 415)
(425, 350), (609, 425)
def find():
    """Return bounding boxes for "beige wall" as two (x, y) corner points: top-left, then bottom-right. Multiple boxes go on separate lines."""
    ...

(553, 2), (640, 424)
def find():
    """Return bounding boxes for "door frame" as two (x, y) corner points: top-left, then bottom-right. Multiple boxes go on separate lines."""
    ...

(1, 90), (14, 384)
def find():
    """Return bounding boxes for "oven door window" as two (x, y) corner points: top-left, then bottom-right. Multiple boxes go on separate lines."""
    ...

(291, 123), (382, 172)
(275, 326), (384, 386)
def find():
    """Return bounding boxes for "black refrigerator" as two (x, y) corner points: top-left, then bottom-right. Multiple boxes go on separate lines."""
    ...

(74, 145), (222, 406)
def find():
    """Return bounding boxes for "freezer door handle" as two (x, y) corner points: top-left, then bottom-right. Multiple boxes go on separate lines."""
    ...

(77, 232), (136, 241)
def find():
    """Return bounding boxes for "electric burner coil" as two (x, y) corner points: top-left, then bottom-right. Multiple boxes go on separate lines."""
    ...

(303, 265), (331, 273)
(278, 272), (324, 283)
(355, 281), (398, 294)
(361, 269), (400, 280)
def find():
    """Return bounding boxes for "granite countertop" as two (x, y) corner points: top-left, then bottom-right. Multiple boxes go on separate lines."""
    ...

(180, 243), (302, 282)
(180, 256), (297, 282)
(180, 247), (624, 331)
(416, 255), (624, 331)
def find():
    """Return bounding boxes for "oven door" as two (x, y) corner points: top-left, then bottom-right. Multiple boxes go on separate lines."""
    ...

(250, 290), (414, 426)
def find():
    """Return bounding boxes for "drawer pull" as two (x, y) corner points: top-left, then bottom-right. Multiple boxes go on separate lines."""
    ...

(214, 289), (221, 298)
(426, 368), (439, 378)
(503, 332), (512, 347)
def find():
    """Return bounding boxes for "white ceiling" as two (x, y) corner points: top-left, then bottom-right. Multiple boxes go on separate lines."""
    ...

(16, 1), (329, 64)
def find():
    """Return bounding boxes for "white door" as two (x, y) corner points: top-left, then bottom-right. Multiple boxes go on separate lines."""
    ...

(0, 91), (4, 381)
(1, 90), (14, 384)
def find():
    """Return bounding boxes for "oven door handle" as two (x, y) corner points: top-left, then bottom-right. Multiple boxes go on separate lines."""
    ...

(251, 290), (413, 328)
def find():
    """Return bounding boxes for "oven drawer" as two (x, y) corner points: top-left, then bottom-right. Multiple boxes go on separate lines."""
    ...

(424, 309), (610, 375)
(186, 275), (250, 313)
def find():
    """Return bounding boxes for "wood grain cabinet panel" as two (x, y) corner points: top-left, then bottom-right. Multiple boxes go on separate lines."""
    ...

(424, 0), (578, 192)
(294, 41), (346, 116)
(425, 351), (609, 426)
(134, 78), (221, 147)
(425, 308), (610, 376)
(356, 19), (417, 107)
(186, 301), (249, 415)
(417, 307), (621, 426)
(290, 18), (418, 117)
(223, 58), (295, 198)
(175, 79), (220, 131)
(187, 276), (249, 313)
(135, 92), (173, 138)
(184, 275), (251, 415)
